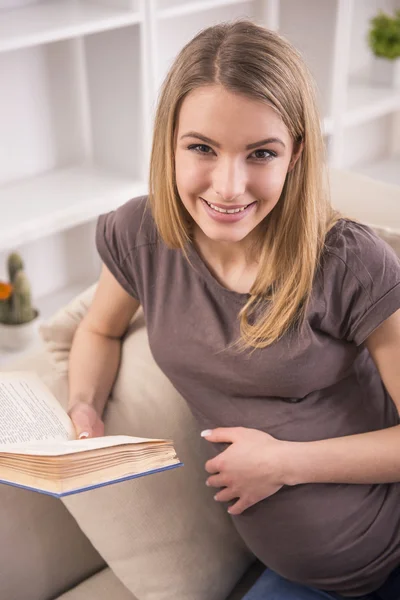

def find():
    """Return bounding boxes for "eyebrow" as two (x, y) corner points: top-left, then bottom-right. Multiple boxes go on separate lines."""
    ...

(180, 131), (286, 150)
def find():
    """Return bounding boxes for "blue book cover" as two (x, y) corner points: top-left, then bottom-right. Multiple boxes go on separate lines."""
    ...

(0, 462), (184, 498)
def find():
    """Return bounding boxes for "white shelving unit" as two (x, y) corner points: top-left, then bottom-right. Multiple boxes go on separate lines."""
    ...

(331, 0), (400, 176)
(0, 0), (150, 251)
(0, 0), (399, 356)
(0, 0), (142, 52)
(0, 165), (146, 251)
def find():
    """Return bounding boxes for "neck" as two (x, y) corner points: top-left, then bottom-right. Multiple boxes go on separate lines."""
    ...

(193, 224), (262, 274)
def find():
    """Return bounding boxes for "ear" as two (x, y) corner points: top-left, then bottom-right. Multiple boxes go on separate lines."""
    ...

(287, 139), (304, 172)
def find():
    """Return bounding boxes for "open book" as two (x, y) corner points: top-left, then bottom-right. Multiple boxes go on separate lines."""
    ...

(0, 372), (182, 497)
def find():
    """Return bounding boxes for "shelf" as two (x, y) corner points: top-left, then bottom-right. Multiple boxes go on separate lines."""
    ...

(0, 0), (141, 53)
(0, 164), (147, 252)
(352, 155), (400, 187)
(344, 83), (400, 128)
(157, 0), (251, 20)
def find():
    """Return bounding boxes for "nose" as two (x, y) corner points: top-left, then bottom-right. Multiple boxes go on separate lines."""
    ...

(212, 156), (247, 202)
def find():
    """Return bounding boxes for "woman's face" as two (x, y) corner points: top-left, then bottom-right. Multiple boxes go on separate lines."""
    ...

(174, 85), (300, 246)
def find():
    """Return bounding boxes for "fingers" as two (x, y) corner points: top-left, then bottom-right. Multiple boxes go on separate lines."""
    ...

(68, 402), (103, 439)
(206, 474), (226, 488)
(227, 499), (251, 516)
(201, 427), (241, 443)
(209, 480), (253, 514)
(213, 488), (237, 503)
(205, 459), (219, 474)
(92, 418), (105, 438)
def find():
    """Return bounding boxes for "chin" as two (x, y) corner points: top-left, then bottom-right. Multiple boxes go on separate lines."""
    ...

(200, 223), (252, 244)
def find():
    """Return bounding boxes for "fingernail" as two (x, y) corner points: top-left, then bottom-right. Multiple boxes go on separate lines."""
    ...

(79, 431), (89, 439)
(201, 430), (212, 437)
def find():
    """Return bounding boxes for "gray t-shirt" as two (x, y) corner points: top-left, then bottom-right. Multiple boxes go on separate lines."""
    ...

(96, 195), (400, 596)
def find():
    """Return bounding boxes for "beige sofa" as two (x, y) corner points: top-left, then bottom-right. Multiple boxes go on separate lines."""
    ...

(1, 169), (400, 600)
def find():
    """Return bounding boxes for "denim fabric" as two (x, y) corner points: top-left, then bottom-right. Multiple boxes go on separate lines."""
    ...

(242, 565), (400, 600)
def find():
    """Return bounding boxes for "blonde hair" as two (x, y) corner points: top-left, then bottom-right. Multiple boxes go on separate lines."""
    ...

(148, 19), (342, 350)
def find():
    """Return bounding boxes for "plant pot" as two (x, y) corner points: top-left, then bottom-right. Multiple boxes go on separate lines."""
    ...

(370, 56), (400, 89)
(0, 310), (40, 351)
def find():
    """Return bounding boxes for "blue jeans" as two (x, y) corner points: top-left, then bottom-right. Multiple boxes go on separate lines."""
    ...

(242, 565), (400, 600)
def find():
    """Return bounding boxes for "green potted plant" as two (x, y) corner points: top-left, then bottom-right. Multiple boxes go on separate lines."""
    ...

(368, 9), (400, 88)
(0, 252), (40, 351)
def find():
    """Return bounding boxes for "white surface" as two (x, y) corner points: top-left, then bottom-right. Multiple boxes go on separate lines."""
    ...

(0, 317), (40, 351)
(0, 42), (88, 187)
(0, 279), (93, 367)
(322, 116), (334, 136)
(0, 0), (41, 8)
(0, 0), (141, 53)
(36, 279), (95, 320)
(0, 164), (147, 251)
(264, 0), (279, 31)
(157, 0), (249, 19)
(344, 83), (400, 128)
(328, 0), (353, 167)
(85, 25), (143, 178)
(329, 168), (400, 231)
(279, 0), (337, 125)
(1, 435), (166, 455)
(341, 114), (393, 172)
(353, 155), (400, 187)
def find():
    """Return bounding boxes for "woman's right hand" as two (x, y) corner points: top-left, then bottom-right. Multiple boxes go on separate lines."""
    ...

(68, 401), (105, 439)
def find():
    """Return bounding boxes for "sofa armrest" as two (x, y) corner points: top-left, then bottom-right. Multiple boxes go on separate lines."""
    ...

(0, 350), (106, 600)
(0, 481), (105, 600)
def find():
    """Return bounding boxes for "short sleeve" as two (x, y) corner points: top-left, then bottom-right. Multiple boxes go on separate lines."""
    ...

(95, 196), (150, 301)
(320, 220), (400, 346)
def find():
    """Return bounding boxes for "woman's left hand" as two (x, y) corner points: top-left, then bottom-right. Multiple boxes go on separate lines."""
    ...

(202, 426), (292, 515)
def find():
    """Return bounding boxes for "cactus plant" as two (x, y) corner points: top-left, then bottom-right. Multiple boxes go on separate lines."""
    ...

(0, 252), (37, 325)
(7, 252), (24, 283)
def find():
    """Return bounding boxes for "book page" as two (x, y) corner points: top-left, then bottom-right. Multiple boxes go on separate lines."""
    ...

(0, 371), (75, 444)
(0, 435), (168, 456)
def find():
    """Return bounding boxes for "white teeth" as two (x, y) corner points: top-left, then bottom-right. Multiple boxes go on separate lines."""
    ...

(205, 200), (249, 214)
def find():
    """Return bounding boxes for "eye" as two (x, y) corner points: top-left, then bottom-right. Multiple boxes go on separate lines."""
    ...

(188, 144), (214, 155)
(250, 149), (276, 161)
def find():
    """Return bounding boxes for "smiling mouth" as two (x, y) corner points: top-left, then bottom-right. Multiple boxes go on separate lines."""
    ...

(202, 198), (255, 214)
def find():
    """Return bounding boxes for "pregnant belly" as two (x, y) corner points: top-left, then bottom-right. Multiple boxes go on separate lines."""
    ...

(230, 481), (400, 593)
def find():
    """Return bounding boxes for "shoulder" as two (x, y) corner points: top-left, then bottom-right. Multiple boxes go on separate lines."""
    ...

(95, 195), (161, 300)
(316, 219), (400, 344)
(96, 195), (158, 260)
(321, 218), (399, 294)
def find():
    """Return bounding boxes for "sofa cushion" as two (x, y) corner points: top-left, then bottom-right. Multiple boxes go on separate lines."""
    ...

(39, 284), (97, 375)
(371, 226), (400, 257)
(39, 291), (254, 600)
(56, 568), (136, 600)
(329, 169), (400, 233)
(54, 563), (266, 600)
